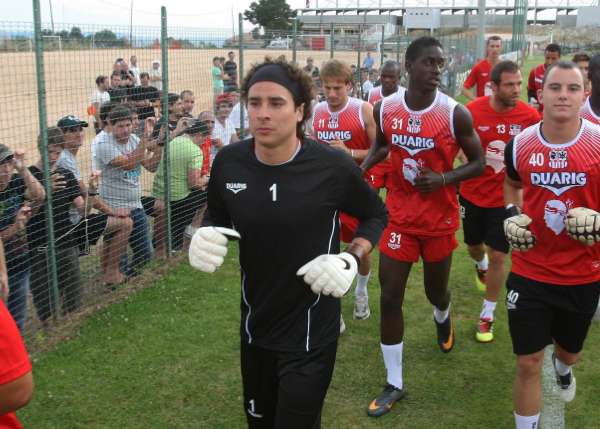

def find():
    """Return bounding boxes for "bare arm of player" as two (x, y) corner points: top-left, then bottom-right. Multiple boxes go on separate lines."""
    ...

(460, 86), (475, 101)
(360, 101), (389, 173)
(414, 104), (484, 193)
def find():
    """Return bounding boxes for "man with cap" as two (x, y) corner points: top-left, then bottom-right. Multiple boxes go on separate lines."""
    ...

(56, 115), (133, 286)
(0, 144), (45, 331)
(188, 56), (388, 428)
(152, 119), (209, 258)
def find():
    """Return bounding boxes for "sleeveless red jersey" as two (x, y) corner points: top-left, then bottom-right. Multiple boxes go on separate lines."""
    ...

(460, 97), (540, 207)
(312, 97), (370, 152)
(510, 120), (600, 285)
(367, 86), (404, 106)
(380, 90), (460, 236)
(580, 97), (600, 125)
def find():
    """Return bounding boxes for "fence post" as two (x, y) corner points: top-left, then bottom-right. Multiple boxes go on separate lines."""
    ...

(161, 6), (172, 257)
(239, 13), (245, 137)
(32, 0), (60, 319)
(380, 24), (385, 66)
(396, 33), (401, 63)
(329, 22), (334, 59)
(357, 27), (362, 97)
(292, 18), (297, 64)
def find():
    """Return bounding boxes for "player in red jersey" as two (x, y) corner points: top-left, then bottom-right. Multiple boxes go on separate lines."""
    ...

(580, 53), (600, 125)
(462, 35), (503, 101)
(459, 61), (540, 343)
(527, 43), (561, 112)
(311, 59), (378, 324)
(367, 61), (404, 191)
(572, 52), (591, 96)
(361, 36), (484, 417)
(503, 61), (600, 429)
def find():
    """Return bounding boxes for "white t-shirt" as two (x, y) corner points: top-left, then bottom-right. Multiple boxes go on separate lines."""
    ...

(129, 65), (141, 86)
(91, 89), (110, 106)
(229, 103), (249, 129)
(149, 69), (162, 91)
(362, 80), (374, 97)
(211, 118), (237, 162)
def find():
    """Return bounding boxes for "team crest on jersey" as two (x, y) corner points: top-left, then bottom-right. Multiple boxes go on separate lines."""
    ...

(391, 134), (435, 156)
(509, 124), (522, 136)
(407, 116), (422, 134)
(530, 172), (586, 196)
(328, 114), (339, 129)
(485, 140), (506, 173)
(226, 183), (247, 194)
(549, 150), (568, 169)
(544, 199), (572, 235)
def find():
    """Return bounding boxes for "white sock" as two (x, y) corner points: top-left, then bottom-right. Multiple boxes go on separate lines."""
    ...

(514, 412), (540, 429)
(433, 304), (450, 323)
(554, 356), (572, 376)
(381, 342), (403, 389)
(474, 253), (489, 271)
(355, 272), (370, 298)
(480, 299), (497, 320)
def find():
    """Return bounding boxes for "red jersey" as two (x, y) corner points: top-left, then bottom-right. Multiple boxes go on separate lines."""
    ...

(463, 59), (493, 98)
(0, 301), (31, 429)
(312, 97), (370, 153)
(381, 90), (460, 236)
(460, 97), (540, 208)
(509, 120), (600, 285)
(580, 97), (600, 125)
(201, 137), (212, 176)
(367, 86), (404, 106)
(528, 63), (547, 112)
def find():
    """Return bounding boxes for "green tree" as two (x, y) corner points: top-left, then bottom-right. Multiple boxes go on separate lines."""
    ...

(93, 29), (120, 48)
(243, 0), (296, 31)
(69, 26), (84, 39)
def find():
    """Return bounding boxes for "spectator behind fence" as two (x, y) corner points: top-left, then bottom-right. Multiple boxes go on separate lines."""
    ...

(56, 116), (133, 286)
(152, 119), (209, 258)
(152, 93), (185, 141)
(119, 59), (135, 89)
(91, 75), (110, 134)
(0, 145), (44, 331)
(212, 56), (228, 102)
(363, 51), (375, 71)
(210, 94), (239, 163)
(0, 297), (33, 429)
(150, 60), (162, 91)
(97, 105), (161, 276)
(228, 91), (249, 138)
(129, 72), (159, 136)
(108, 72), (128, 104)
(180, 90), (195, 117)
(27, 127), (87, 324)
(224, 51), (238, 93)
(91, 101), (118, 172)
(129, 55), (141, 86)
(198, 111), (216, 174)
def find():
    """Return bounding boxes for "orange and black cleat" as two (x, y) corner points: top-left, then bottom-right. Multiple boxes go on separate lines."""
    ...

(435, 315), (455, 353)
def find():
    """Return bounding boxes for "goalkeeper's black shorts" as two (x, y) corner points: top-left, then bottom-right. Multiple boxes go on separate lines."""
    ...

(240, 339), (337, 429)
(506, 272), (600, 355)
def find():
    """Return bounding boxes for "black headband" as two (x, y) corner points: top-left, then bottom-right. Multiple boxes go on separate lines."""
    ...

(247, 64), (302, 100)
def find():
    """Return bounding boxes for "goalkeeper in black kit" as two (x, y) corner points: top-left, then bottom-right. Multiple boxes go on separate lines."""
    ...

(188, 56), (388, 429)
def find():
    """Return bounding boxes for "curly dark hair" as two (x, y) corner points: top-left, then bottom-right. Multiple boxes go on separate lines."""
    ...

(241, 56), (314, 138)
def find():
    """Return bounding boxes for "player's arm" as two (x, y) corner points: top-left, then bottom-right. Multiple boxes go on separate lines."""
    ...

(360, 100), (389, 173)
(503, 140), (523, 208)
(527, 68), (538, 101)
(350, 102), (377, 163)
(461, 66), (477, 101)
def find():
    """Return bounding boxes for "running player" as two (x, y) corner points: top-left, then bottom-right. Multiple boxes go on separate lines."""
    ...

(527, 43), (561, 112)
(361, 36), (485, 417)
(503, 61), (600, 429)
(459, 60), (540, 343)
(188, 56), (387, 429)
(462, 35), (503, 101)
(580, 53), (600, 125)
(311, 59), (378, 322)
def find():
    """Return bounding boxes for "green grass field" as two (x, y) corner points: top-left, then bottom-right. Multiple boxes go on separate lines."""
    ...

(19, 56), (600, 428)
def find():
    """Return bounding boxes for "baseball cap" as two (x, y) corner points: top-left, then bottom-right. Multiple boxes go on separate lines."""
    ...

(57, 115), (89, 130)
(0, 144), (14, 163)
(215, 93), (233, 106)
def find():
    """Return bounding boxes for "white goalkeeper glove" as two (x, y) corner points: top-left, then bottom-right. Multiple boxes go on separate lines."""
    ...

(296, 252), (358, 298)
(504, 213), (536, 251)
(565, 207), (600, 246)
(188, 227), (241, 273)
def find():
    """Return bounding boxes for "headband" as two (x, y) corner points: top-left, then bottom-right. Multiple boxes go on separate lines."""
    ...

(247, 64), (302, 100)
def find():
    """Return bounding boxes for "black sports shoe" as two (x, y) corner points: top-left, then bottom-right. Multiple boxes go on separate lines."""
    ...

(366, 384), (406, 417)
(552, 353), (577, 402)
(435, 315), (455, 353)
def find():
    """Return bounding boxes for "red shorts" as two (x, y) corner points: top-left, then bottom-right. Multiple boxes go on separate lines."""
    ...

(366, 159), (392, 190)
(340, 212), (359, 243)
(379, 226), (458, 263)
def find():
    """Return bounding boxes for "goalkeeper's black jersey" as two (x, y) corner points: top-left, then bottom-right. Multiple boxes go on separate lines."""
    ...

(203, 137), (388, 352)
